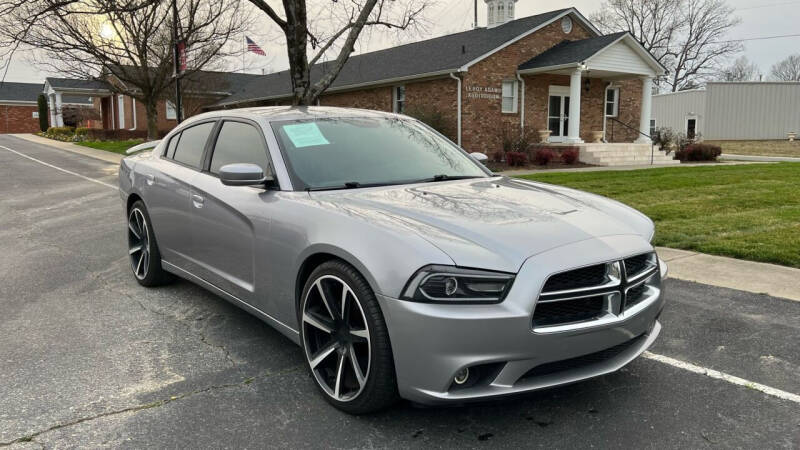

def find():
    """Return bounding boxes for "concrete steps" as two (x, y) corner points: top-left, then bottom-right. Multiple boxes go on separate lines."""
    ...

(577, 143), (680, 166)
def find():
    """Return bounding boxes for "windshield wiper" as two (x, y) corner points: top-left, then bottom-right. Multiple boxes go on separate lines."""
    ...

(418, 174), (484, 183)
(306, 181), (395, 192)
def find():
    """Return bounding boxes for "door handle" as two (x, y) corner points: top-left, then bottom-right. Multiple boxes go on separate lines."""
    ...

(144, 174), (155, 185)
(191, 194), (204, 208)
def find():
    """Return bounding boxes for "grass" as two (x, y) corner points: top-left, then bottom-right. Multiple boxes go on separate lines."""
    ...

(516, 163), (800, 268)
(706, 140), (800, 158)
(75, 139), (143, 154)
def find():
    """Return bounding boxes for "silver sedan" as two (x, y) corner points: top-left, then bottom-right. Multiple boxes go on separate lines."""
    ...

(118, 107), (667, 414)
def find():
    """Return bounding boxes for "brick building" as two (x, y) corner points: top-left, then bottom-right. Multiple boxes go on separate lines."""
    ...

(213, 5), (671, 163)
(0, 82), (92, 133)
(42, 70), (262, 135)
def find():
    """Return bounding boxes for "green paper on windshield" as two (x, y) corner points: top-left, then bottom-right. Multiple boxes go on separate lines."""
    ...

(283, 123), (330, 148)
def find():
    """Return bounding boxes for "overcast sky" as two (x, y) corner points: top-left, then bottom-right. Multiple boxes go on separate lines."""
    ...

(2, 0), (799, 83)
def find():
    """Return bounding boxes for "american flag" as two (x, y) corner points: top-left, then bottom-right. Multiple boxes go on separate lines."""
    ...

(246, 37), (266, 56)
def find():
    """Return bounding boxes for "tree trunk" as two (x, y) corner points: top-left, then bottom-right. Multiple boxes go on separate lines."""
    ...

(282, 0), (310, 105)
(145, 98), (159, 140)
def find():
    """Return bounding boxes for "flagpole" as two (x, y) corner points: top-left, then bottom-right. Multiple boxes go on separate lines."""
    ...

(240, 0), (245, 73)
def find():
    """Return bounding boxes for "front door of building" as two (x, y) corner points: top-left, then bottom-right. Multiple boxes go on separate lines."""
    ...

(548, 87), (570, 142)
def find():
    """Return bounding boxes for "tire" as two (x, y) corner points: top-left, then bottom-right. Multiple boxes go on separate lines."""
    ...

(127, 200), (173, 287)
(299, 260), (398, 414)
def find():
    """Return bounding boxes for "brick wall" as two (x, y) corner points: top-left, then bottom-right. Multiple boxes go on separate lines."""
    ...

(607, 79), (643, 143)
(321, 86), (393, 111)
(459, 19), (593, 152)
(0, 104), (41, 133)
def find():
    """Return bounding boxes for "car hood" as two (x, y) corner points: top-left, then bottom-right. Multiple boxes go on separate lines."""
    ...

(310, 177), (654, 272)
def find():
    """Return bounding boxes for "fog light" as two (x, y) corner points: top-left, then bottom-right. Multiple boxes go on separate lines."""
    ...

(444, 277), (458, 296)
(454, 368), (469, 385)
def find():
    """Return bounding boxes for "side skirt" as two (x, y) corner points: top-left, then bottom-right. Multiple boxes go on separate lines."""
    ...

(161, 260), (301, 345)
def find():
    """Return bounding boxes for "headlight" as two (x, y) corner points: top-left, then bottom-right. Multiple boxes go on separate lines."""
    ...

(401, 265), (515, 304)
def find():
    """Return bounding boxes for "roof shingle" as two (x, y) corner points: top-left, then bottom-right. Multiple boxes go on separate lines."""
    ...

(218, 9), (577, 106)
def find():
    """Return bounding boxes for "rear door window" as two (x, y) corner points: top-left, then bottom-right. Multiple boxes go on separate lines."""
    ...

(209, 121), (270, 175)
(172, 122), (215, 169)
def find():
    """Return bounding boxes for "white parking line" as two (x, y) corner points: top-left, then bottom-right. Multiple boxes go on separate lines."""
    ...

(643, 352), (800, 404)
(4, 142), (799, 407)
(0, 144), (117, 190)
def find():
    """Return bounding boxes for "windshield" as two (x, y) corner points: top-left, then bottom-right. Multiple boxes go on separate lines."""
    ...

(271, 117), (489, 190)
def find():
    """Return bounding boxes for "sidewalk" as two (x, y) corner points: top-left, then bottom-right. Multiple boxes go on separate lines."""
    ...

(721, 153), (800, 163)
(501, 160), (767, 176)
(11, 133), (124, 164)
(657, 247), (800, 302)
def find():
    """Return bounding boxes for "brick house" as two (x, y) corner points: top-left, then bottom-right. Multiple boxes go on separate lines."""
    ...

(0, 82), (92, 133)
(42, 70), (262, 135)
(213, 5), (674, 164)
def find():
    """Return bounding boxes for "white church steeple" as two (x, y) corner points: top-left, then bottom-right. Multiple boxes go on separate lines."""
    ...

(484, 0), (517, 28)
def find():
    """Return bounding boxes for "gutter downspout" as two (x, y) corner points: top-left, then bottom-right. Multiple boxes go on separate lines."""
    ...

(128, 98), (138, 131)
(516, 72), (525, 131)
(449, 73), (462, 147)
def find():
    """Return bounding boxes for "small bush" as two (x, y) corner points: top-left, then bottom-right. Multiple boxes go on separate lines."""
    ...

(46, 126), (75, 136)
(561, 148), (579, 165)
(506, 151), (527, 167)
(533, 148), (555, 166)
(675, 143), (722, 162)
(85, 129), (150, 141)
(37, 94), (49, 132)
(75, 127), (90, 136)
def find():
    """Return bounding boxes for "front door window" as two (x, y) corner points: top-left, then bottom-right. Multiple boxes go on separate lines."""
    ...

(548, 94), (570, 142)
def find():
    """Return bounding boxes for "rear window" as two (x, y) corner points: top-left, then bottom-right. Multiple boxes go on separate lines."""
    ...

(172, 122), (215, 168)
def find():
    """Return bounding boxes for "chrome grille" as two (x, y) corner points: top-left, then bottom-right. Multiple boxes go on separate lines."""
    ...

(533, 252), (660, 331)
(541, 263), (608, 293)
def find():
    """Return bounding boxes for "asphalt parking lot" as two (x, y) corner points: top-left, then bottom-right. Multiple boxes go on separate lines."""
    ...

(1, 134), (798, 449)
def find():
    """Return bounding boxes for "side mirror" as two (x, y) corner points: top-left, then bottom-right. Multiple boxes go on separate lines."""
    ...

(219, 163), (273, 187)
(470, 152), (489, 162)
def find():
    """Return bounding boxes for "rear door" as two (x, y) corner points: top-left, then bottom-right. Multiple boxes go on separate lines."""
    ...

(147, 120), (217, 271)
(188, 119), (274, 305)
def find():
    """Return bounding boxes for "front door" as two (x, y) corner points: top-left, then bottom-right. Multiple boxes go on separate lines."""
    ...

(548, 87), (570, 142)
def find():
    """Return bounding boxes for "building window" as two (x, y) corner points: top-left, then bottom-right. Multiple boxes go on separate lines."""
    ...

(497, 3), (504, 22)
(393, 86), (405, 114)
(650, 119), (657, 137)
(605, 88), (619, 117)
(501, 80), (518, 113)
(507, 1), (514, 19)
(166, 100), (177, 120)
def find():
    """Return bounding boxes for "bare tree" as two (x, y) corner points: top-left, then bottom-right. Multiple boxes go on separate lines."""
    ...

(770, 54), (800, 81)
(0, 0), (247, 139)
(246, 0), (429, 105)
(592, 0), (742, 92)
(717, 56), (761, 82)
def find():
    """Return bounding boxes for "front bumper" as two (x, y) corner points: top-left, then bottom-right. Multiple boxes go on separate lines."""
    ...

(377, 236), (667, 404)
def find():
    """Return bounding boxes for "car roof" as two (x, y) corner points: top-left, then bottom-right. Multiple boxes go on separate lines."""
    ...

(186, 106), (402, 124)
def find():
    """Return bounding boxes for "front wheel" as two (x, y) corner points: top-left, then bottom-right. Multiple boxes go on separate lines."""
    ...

(300, 261), (398, 414)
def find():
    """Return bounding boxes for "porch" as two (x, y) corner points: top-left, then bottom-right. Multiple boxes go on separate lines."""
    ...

(517, 32), (665, 158)
(43, 78), (114, 129)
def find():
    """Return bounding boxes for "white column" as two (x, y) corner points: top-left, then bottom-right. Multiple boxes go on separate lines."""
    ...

(48, 94), (57, 128)
(636, 76), (654, 144)
(54, 92), (64, 127)
(566, 68), (584, 144)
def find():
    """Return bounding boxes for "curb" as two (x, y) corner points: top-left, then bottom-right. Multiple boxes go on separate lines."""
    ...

(657, 247), (800, 302)
(10, 134), (124, 165)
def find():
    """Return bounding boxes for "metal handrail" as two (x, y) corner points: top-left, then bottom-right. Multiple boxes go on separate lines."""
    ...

(607, 117), (655, 165)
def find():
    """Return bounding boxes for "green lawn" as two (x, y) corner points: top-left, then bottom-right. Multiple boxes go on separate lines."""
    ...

(75, 140), (143, 154)
(516, 163), (800, 268)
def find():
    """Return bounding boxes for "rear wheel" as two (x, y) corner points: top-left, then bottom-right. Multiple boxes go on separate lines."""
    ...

(300, 260), (398, 414)
(128, 200), (173, 287)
